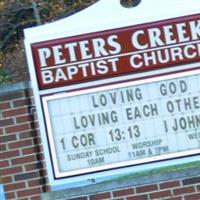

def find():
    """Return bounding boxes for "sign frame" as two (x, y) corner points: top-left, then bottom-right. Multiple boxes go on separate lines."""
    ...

(42, 68), (200, 179)
(24, 0), (200, 187)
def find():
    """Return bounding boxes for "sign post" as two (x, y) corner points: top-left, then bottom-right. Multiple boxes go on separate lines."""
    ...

(24, 0), (200, 186)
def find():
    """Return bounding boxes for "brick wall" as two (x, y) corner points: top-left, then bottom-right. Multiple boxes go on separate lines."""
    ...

(0, 82), (49, 200)
(85, 177), (200, 200)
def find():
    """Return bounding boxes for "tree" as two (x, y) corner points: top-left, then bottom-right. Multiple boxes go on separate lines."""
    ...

(0, 0), (98, 84)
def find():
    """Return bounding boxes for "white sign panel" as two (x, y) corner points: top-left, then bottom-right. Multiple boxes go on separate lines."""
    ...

(43, 72), (200, 178)
(24, 0), (200, 184)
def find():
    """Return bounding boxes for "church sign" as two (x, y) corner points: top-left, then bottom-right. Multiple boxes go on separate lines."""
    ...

(24, 0), (200, 182)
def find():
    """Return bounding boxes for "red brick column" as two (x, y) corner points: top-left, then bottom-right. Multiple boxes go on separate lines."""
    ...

(0, 84), (49, 200)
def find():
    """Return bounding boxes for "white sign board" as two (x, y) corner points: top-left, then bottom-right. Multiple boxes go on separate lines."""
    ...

(24, 0), (200, 184)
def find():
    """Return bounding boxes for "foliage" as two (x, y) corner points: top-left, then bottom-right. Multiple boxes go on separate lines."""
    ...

(0, 68), (11, 85)
(0, 0), (98, 85)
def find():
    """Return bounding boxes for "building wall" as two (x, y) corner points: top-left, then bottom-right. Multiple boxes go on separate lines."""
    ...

(0, 82), (200, 200)
(0, 82), (49, 200)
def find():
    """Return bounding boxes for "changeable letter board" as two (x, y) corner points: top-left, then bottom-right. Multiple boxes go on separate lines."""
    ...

(43, 72), (200, 178)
